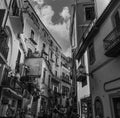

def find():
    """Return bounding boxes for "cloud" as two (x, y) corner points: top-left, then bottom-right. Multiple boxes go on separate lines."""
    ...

(60, 7), (71, 22)
(33, 0), (44, 6)
(64, 46), (71, 57)
(33, 2), (71, 57)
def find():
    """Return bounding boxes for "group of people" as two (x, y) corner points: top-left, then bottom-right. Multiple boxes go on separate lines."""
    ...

(45, 104), (79, 118)
(5, 104), (79, 118)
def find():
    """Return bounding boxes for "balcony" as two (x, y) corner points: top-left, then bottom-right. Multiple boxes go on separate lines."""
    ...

(1, 76), (23, 95)
(25, 57), (42, 77)
(0, 35), (9, 63)
(103, 27), (120, 57)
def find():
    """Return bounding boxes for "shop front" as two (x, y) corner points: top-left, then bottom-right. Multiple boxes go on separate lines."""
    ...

(81, 97), (92, 118)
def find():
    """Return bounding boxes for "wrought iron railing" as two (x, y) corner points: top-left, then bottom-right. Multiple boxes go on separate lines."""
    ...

(103, 27), (120, 50)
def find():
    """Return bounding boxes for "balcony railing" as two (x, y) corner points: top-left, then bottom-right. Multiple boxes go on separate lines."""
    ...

(103, 26), (120, 57)
(0, 39), (9, 62)
(61, 76), (70, 84)
(1, 77), (23, 95)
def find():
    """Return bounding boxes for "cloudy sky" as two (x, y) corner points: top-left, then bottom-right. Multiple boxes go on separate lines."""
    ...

(30, 0), (111, 57)
(30, 0), (74, 57)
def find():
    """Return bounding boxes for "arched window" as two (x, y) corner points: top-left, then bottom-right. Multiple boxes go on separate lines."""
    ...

(94, 96), (104, 118)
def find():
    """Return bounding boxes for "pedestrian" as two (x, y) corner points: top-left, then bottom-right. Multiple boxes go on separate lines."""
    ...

(6, 104), (13, 117)
(15, 109), (20, 118)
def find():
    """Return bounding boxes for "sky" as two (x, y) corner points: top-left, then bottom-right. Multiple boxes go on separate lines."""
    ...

(30, 0), (74, 57)
(30, 0), (111, 57)
(95, 0), (111, 17)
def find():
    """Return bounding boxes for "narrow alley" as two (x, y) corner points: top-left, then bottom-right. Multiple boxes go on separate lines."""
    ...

(0, 0), (120, 118)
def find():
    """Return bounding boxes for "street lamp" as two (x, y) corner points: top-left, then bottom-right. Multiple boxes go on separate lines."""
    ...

(78, 64), (92, 76)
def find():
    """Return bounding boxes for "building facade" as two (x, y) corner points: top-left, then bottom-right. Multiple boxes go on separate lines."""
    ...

(70, 0), (95, 117)
(0, 0), (72, 117)
(73, 0), (120, 118)
(60, 54), (71, 108)
(0, 0), (25, 117)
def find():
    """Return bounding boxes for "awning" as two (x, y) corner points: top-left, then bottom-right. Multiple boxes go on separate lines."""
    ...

(9, 16), (23, 34)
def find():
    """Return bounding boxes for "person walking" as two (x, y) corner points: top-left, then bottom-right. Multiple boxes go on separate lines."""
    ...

(6, 104), (13, 117)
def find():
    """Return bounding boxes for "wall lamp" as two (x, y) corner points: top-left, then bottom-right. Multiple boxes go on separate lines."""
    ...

(77, 64), (93, 77)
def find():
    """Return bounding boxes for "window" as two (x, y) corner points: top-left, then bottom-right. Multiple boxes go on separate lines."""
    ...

(54, 86), (58, 92)
(1, 68), (9, 86)
(53, 85), (58, 93)
(56, 47), (58, 52)
(81, 55), (85, 66)
(114, 11), (120, 31)
(27, 48), (32, 57)
(82, 78), (87, 87)
(62, 86), (69, 96)
(42, 68), (46, 83)
(43, 43), (46, 49)
(11, 0), (19, 16)
(48, 75), (51, 88)
(50, 40), (53, 47)
(85, 7), (95, 21)
(62, 72), (65, 77)
(51, 51), (53, 59)
(66, 75), (69, 82)
(55, 71), (57, 77)
(30, 30), (34, 40)
(55, 56), (58, 66)
(88, 41), (95, 65)
(15, 50), (21, 73)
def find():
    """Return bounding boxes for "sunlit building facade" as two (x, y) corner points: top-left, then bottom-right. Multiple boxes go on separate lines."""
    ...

(0, 0), (67, 117)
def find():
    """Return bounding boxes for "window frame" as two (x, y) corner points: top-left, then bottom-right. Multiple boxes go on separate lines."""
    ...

(30, 29), (34, 40)
(88, 41), (95, 65)
(112, 9), (120, 32)
(85, 6), (95, 21)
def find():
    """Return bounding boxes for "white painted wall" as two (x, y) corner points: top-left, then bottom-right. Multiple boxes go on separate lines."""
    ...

(95, 0), (111, 18)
